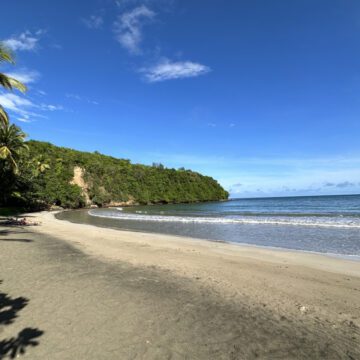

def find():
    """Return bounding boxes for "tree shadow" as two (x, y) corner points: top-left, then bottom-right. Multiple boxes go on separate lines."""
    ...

(0, 229), (33, 242)
(0, 293), (28, 325)
(0, 239), (33, 243)
(0, 282), (44, 359)
(0, 328), (44, 359)
(0, 230), (32, 236)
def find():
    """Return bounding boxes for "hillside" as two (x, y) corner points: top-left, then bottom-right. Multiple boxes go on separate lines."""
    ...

(24, 141), (228, 208)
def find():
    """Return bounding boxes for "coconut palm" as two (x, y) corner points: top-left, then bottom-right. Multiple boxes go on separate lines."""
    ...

(31, 156), (50, 177)
(0, 42), (27, 125)
(0, 123), (28, 173)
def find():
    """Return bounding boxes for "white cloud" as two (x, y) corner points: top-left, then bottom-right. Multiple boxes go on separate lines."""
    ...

(115, 0), (139, 7)
(113, 5), (155, 54)
(142, 59), (211, 82)
(115, 0), (173, 9)
(3, 30), (44, 51)
(5, 69), (40, 85)
(17, 117), (32, 123)
(0, 93), (34, 113)
(50, 43), (63, 50)
(0, 93), (63, 122)
(82, 15), (104, 29)
(40, 104), (63, 111)
(66, 93), (99, 105)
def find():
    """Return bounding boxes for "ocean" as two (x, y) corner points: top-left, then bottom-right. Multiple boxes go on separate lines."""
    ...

(57, 194), (360, 258)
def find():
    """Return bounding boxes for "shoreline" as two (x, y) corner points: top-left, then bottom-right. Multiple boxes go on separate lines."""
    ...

(1, 210), (360, 358)
(60, 208), (360, 263)
(32, 211), (360, 277)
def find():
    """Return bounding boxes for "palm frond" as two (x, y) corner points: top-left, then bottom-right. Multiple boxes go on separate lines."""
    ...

(0, 105), (9, 126)
(0, 73), (27, 92)
(0, 145), (11, 159)
(0, 43), (15, 64)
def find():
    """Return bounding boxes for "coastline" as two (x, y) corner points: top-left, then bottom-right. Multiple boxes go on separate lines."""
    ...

(40, 211), (360, 276)
(1, 210), (360, 358)
(66, 208), (360, 262)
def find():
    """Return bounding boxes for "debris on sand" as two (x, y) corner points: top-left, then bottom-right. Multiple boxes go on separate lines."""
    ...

(4, 217), (40, 226)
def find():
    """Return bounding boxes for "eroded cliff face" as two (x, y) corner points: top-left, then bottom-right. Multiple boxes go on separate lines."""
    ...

(70, 166), (91, 205)
(70, 167), (138, 207)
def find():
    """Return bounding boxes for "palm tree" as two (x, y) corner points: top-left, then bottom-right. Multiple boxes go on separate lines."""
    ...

(0, 123), (28, 173)
(0, 42), (27, 125)
(31, 156), (50, 177)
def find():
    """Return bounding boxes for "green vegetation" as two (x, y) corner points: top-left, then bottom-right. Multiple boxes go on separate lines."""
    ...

(0, 42), (32, 209)
(0, 43), (228, 210)
(18, 140), (228, 208)
(1, 141), (228, 209)
(0, 206), (27, 217)
(0, 43), (27, 126)
(0, 123), (28, 173)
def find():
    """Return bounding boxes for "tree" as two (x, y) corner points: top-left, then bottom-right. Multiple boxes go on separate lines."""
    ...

(0, 123), (28, 173)
(0, 42), (27, 126)
(0, 124), (28, 205)
(0, 42), (29, 172)
(0, 44), (51, 208)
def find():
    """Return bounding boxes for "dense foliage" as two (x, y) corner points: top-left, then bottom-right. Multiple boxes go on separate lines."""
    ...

(0, 44), (228, 210)
(5, 140), (228, 209)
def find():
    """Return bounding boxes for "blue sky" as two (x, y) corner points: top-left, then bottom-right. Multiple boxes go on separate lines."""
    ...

(1, 0), (360, 197)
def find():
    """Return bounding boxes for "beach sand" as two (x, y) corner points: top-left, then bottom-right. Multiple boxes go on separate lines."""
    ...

(1, 211), (360, 359)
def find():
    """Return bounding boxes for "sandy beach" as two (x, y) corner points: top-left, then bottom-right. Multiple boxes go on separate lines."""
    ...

(1, 211), (360, 359)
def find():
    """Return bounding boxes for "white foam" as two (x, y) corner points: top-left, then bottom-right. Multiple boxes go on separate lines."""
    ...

(88, 210), (360, 229)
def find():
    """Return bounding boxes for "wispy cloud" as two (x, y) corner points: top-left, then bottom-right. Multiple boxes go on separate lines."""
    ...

(66, 93), (99, 105)
(0, 93), (34, 116)
(3, 30), (44, 51)
(37, 90), (47, 96)
(82, 14), (104, 29)
(0, 93), (63, 123)
(142, 58), (211, 82)
(113, 5), (155, 54)
(39, 104), (63, 111)
(5, 69), (40, 85)
(115, 0), (174, 10)
(324, 181), (357, 188)
(50, 43), (63, 50)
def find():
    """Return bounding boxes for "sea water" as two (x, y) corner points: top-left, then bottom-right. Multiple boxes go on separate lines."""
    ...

(57, 194), (360, 257)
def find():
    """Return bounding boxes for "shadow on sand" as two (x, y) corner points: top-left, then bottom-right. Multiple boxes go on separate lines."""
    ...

(0, 231), (44, 359)
(0, 280), (44, 359)
(0, 239), (33, 243)
(0, 228), (33, 243)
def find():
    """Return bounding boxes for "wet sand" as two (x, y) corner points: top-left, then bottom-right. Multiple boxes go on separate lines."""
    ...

(0, 211), (360, 359)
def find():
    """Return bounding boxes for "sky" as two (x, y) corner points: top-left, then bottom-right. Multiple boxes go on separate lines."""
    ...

(1, 0), (360, 198)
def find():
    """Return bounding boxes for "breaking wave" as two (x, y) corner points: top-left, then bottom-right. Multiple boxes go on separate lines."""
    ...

(88, 209), (360, 229)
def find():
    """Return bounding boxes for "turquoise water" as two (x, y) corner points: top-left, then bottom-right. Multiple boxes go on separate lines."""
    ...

(57, 194), (360, 257)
